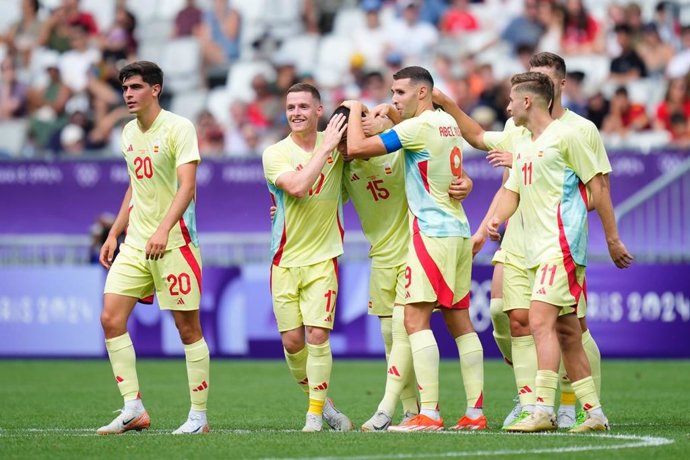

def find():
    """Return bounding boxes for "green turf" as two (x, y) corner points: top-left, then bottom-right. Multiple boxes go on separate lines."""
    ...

(0, 359), (688, 459)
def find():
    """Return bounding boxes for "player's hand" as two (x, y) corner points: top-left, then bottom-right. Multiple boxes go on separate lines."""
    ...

(471, 230), (487, 257)
(448, 176), (473, 202)
(99, 235), (118, 269)
(607, 238), (634, 268)
(322, 113), (347, 152)
(340, 100), (366, 113)
(487, 217), (501, 241)
(370, 103), (392, 119)
(269, 205), (276, 220)
(362, 113), (391, 136)
(145, 228), (168, 261)
(487, 150), (513, 168)
(431, 88), (450, 107)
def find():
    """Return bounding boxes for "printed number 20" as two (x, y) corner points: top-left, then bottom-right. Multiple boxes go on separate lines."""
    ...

(168, 273), (191, 295)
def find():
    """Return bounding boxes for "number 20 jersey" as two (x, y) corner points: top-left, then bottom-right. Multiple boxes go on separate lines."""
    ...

(120, 109), (201, 251)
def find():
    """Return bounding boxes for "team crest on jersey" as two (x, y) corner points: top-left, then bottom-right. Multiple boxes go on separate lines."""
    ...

(153, 141), (160, 154)
(384, 162), (392, 175)
(327, 154), (334, 164)
(538, 150), (544, 157)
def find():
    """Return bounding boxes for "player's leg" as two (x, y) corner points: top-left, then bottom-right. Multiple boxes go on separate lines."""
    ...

(97, 243), (153, 435)
(155, 244), (209, 434)
(490, 256), (512, 365)
(302, 258), (352, 432)
(501, 257), (536, 428)
(506, 299), (560, 433)
(443, 308), (487, 431)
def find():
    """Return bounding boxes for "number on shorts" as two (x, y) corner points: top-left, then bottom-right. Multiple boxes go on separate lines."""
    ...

(404, 266), (412, 288)
(167, 272), (192, 296)
(539, 264), (557, 286)
(324, 289), (336, 312)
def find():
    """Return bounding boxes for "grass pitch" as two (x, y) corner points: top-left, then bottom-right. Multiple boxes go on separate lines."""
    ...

(0, 359), (688, 459)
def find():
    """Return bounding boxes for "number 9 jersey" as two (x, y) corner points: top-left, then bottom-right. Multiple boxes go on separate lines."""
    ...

(120, 110), (201, 250)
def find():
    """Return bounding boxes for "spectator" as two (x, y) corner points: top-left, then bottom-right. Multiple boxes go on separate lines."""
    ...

(416, 0), (448, 27)
(359, 71), (389, 108)
(385, 0), (439, 65)
(26, 60), (71, 150)
(58, 25), (101, 94)
(0, 58), (28, 120)
(668, 112), (690, 148)
(562, 71), (587, 116)
(63, 0), (98, 35)
(537, 0), (565, 54)
(352, 0), (388, 71)
(174, 0), (203, 37)
(246, 74), (281, 130)
(636, 23), (674, 78)
(440, 0), (479, 37)
(652, 1), (680, 49)
(653, 78), (690, 134)
(2, 0), (43, 68)
(586, 92), (610, 129)
(603, 3), (627, 58)
(625, 2), (644, 44)
(196, 110), (225, 157)
(609, 24), (647, 84)
(561, 0), (602, 55)
(666, 26), (690, 79)
(500, 0), (544, 54)
(602, 86), (650, 136)
(98, 6), (138, 62)
(196, 0), (241, 69)
(38, 6), (75, 53)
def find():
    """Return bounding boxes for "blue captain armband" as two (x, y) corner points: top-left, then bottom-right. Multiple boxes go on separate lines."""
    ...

(379, 130), (402, 153)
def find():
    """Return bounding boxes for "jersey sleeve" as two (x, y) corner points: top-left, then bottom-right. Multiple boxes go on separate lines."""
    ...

(173, 119), (201, 167)
(262, 146), (294, 186)
(504, 165), (519, 193)
(562, 131), (600, 184)
(583, 123), (612, 174)
(379, 117), (425, 153)
(483, 130), (515, 151)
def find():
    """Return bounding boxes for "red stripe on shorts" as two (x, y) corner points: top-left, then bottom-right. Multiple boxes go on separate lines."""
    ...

(557, 203), (582, 308)
(179, 245), (202, 292)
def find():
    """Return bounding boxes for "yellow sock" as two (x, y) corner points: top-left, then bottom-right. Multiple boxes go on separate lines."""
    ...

(456, 332), (484, 409)
(572, 376), (601, 412)
(308, 398), (325, 416)
(409, 329), (439, 411)
(511, 335), (537, 407)
(184, 338), (210, 411)
(284, 346), (309, 396)
(535, 369), (559, 409)
(380, 316), (393, 362)
(306, 340), (332, 404)
(105, 332), (139, 401)
(582, 330), (602, 398)
(558, 358), (576, 405)
(379, 307), (417, 415)
(490, 298), (512, 363)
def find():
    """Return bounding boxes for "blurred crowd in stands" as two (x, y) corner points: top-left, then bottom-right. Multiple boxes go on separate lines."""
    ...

(1, 0), (690, 159)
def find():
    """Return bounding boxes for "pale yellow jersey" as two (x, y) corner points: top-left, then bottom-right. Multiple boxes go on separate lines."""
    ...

(120, 109), (201, 250)
(379, 109), (470, 237)
(343, 152), (408, 268)
(262, 132), (344, 267)
(560, 109), (612, 175)
(502, 119), (600, 268)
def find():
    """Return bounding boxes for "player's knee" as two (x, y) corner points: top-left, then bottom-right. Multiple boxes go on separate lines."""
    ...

(100, 310), (126, 336)
(305, 326), (329, 345)
(174, 320), (202, 344)
(509, 311), (530, 337)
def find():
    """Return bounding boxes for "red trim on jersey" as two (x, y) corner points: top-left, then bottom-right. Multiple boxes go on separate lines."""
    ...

(125, 205), (133, 236)
(332, 258), (339, 286)
(179, 245), (202, 292)
(272, 224), (287, 266)
(581, 276), (588, 304)
(179, 217), (192, 245)
(418, 160), (430, 192)
(578, 180), (589, 209)
(139, 294), (154, 304)
(412, 217), (467, 309)
(557, 203), (582, 308)
(336, 212), (345, 243)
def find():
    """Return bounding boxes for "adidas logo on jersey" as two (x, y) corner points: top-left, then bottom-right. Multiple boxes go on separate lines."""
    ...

(177, 298), (185, 305)
(351, 173), (360, 181)
(325, 315), (332, 322)
(127, 144), (134, 152)
(536, 287), (547, 295)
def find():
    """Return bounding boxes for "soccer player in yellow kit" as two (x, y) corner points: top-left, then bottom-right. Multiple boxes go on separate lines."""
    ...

(345, 66), (486, 432)
(97, 61), (210, 435)
(262, 83), (353, 432)
(462, 52), (620, 428)
(485, 72), (632, 432)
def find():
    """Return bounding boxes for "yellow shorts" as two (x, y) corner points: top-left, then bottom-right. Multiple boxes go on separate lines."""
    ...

(368, 264), (406, 317)
(104, 242), (202, 311)
(528, 258), (585, 316)
(271, 258), (339, 332)
(404, 230), (472, 309)
(577, 277), (588, 319)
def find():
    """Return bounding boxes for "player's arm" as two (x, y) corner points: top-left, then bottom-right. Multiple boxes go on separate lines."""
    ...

(448, 170), (473, 202)
(487, 187), (519, 241)
(432, 88), (488, 150)
(99, 182), (132, 269)
(471, 167), (510, 256)
(587, 173), (633, 268)
(345, 101), (390, 159)
(275, 114), (346, 197)
(146, 161), (198, 260)
(368, 103), (401, 126)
